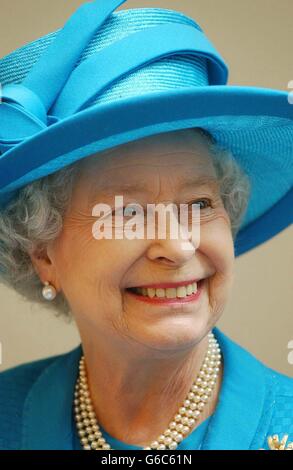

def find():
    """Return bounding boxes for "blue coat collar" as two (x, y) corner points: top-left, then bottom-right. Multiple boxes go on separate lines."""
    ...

(21, 327), (276, 450)
(21, 343), (82, 450)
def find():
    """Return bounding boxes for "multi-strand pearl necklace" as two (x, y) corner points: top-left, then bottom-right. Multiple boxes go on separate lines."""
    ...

(74, 331), (221, 450)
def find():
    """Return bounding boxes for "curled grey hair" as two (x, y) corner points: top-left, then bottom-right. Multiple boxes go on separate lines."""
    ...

(0, 129), (250, 318)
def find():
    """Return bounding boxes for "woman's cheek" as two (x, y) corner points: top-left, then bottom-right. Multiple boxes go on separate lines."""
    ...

(199, 217), (235, 315)
(200, 212), (234, 272)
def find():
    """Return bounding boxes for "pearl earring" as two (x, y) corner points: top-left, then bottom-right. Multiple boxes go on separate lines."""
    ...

(42, 281), (57, 301)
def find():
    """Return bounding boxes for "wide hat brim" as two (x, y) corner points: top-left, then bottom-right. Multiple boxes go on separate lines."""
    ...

(0, 2), (292, 256)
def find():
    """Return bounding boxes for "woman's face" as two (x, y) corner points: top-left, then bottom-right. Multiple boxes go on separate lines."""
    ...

(45, 129), (235, 352)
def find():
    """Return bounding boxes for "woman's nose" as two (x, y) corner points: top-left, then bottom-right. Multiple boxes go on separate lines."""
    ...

(146, 208), (199, 266)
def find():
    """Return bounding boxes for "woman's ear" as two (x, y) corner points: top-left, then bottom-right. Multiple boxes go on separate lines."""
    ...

(29, 242), (61, 291)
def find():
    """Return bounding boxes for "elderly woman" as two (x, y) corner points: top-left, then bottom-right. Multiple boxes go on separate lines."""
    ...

(0, 1), (292, 451)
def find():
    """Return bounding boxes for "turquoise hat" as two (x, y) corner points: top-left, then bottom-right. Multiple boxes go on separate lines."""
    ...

(0, 0), (292, 256)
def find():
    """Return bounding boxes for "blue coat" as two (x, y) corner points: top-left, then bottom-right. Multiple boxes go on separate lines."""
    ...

(0, 327), (292, 450)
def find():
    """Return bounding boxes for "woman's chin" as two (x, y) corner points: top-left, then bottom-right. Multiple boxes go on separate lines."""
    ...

(132, 319), (210, 352)
(125, 304), (211, 351)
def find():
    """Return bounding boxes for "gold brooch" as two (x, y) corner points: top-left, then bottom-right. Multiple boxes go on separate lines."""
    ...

(262, 434), (293, 450)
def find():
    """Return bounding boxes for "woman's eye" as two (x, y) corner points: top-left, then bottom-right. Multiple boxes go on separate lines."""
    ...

(113, 204), (142, 217)
(192, 199), (212, 210)
(124, 205), (138, 216)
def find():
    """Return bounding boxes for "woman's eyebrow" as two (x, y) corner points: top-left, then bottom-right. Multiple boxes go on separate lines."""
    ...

(87, 181), (150, 206)
(88, 175), (218, 203)
(107, 181), (151, 193)
(179, 174), (219, 188)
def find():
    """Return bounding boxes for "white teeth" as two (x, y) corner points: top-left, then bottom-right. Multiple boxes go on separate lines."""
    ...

(134, 282), (198, 298)
(177, 286), (187, 298)
(147, 288), (156, 298)
(166, 288), (177, 299)
(186, 284), (193, 295)
(156, 288), (165, 298)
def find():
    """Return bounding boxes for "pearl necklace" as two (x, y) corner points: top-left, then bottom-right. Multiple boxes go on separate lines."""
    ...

(74, 331), (221, 450)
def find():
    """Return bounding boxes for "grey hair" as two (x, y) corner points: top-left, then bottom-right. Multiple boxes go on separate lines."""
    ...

(0, 129), (250, 318)
(196, 128), (251, 237)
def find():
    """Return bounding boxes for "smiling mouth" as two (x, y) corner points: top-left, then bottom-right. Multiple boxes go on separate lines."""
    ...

(125, 279), (205, 301)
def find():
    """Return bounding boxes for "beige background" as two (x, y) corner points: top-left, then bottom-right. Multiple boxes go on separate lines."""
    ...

(0, 0), (292, 375)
